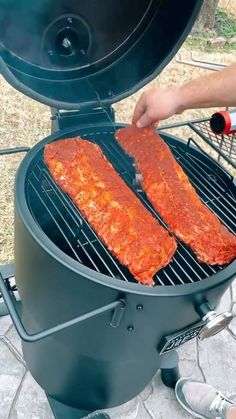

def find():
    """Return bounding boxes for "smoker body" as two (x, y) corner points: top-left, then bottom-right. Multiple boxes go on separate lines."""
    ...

(1, 0), (236, 415)
(14, 125), (236, 410)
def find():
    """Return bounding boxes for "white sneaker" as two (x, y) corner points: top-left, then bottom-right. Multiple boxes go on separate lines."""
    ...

(175, 378), (234, 419)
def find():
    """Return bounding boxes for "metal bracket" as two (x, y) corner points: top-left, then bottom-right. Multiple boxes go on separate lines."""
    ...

(0, 263), (16, 317)
(0, 147), (30, 156)
(175, 52), (227, 71)
(159, 118), (236, 171)
(51, 107), (115, 133)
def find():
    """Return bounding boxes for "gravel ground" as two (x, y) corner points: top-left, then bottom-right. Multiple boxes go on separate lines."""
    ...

(0, 47), (235, 264)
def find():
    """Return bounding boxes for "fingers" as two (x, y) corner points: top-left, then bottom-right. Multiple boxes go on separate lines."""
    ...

(132, 90), (158, 128)
(132, 93), (146, 125)
(136, 111), (155, 128)
(133, 86), (179, 128)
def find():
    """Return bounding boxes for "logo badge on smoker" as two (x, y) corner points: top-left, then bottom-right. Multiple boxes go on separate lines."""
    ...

(159, 322), (204, 355)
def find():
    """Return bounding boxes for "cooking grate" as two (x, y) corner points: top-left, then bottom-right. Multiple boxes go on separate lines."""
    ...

(189, 119), (236, 169)
(159, 118), (236, 170)
(26, 129), (236, 287)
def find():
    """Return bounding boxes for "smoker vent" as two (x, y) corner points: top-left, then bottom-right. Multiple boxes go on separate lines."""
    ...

(26, 129), (236, 286)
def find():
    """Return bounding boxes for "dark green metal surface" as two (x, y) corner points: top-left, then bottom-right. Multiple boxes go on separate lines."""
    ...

(0, 0), (203, 109)
(11, 124), (236, 411)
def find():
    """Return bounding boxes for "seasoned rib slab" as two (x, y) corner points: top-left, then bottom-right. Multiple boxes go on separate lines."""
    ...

(115, 126), (236, 265)
(44, 138), (177, 285)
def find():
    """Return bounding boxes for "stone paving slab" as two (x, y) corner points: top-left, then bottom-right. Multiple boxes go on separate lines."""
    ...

(10, 372), (54, 419)
(5, 325), (23, 357)
(0, 280), (235, 419)
(198, 330), (236, 395)
(0, 315), (12, 336)
(0, 342), (25, 419)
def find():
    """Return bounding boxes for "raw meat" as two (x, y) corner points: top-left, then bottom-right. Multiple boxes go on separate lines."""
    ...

(115, 126), (236, 265)
(44, 137), (177, 285)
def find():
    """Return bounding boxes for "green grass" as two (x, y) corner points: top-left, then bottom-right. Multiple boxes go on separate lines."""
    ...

(215, 8), (236, 38)
(186, 8), (236, 52)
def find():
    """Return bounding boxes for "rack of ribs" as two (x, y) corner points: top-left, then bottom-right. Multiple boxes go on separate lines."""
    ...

(115, 126), (236, 265)
(44, 137), (177, 285)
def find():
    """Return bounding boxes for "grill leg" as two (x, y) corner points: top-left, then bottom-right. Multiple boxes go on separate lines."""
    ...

(160, 350), (180, 389)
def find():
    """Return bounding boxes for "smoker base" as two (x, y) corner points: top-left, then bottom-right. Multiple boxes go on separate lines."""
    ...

(47, 353), (180, 418)
(47, 395), (111, 419)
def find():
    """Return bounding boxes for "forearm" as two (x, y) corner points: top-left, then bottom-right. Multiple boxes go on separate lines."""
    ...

(177, 63), (236, 113)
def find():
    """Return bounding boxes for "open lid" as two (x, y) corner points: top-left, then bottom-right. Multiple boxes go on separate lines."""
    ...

(0, 0), (202, 110)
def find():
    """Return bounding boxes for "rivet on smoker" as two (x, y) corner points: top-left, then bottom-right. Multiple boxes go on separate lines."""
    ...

(136, 304), (143, 311)
(127, 325), (134, 332)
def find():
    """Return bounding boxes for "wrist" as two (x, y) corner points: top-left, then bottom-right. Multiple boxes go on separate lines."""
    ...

(174, 86), (187, 115)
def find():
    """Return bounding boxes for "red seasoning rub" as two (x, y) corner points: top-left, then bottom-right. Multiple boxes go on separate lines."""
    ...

(44, 138), (177, 286)
(115, 126), (236, 265)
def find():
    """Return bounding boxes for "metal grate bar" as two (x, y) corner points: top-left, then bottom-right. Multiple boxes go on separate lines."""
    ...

(159, 118), (236, 170)
(223, 192), (236, 208)
(42, 170), (127, 280)
(39, 168), (123, 278)
(35, 165), (130, 280)
(40, 167), (83, 230)
(106, 142), (216, 282)
(170, 257), (194, 283)
(130, 182), (216, 278)
(174, 149), (230, 196)
(78, 223), (129, 281)
(172, 150), (236, 233)
(190, 121), (236, 169)
(37, 169), (83, 238)
(162, 270), (176, 286)
(155, 274), (166, 286)
(40, 174), (79, 239)
(186, 155), (236, 212)
(168, 263), (191, 284)
(28, 178), (83, 264)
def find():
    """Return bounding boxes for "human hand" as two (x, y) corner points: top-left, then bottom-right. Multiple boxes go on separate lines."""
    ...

(132, 87), (183, 128)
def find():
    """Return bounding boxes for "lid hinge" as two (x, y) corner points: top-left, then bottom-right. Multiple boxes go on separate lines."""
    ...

(51, 106), (115, 133)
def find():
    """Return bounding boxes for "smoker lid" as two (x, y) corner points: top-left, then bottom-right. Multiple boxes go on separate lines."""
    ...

(0, 0), (202, 110)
